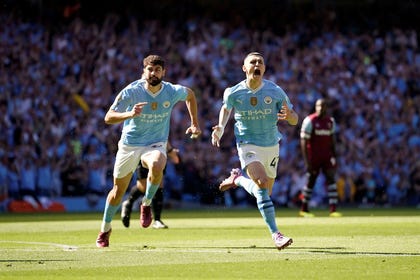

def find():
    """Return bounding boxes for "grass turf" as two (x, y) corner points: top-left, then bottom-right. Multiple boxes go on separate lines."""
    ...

(0, 208), (419, 279)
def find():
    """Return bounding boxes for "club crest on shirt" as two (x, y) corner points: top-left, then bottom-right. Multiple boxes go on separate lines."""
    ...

(163, 101), (170, 108)
(264, 96), (272, 104)
(250, 97), (258, 106)
(151, 102), (158, 110)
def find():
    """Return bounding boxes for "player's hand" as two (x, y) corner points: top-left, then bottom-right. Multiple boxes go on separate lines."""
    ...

(186, 125), (201, 139)
(168, 148), (180, 164)
(330, 157), (337, 167)
(278, 101), (298, 125)
(131, 102), (148, 117)
(277, 101), (290, 121)
(211, 125), (224, 147)
(168, 148), (179, 154)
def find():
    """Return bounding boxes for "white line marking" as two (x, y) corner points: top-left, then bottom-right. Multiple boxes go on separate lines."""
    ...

(0, 240), (78, 251)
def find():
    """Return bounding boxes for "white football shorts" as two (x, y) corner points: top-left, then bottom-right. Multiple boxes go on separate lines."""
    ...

(113, 141), (167, 178)
(237, 144), (279, 179)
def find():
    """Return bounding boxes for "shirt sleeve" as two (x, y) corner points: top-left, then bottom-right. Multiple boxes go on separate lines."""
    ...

(110, 89), (132, 112)
(300, 116), (313, 139)
(222, 87), (233, 110)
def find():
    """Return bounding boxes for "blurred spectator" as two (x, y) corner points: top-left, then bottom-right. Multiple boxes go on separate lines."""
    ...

(19, 158), (42, 209)
(6, 156), (20, 201)
(36, 153), (54, 208)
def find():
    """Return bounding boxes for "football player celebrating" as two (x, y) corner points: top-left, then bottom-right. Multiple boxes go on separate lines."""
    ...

(212, 52), (298, 250)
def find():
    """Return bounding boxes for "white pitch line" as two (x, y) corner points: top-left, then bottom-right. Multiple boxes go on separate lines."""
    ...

(0, 240), (78, 251)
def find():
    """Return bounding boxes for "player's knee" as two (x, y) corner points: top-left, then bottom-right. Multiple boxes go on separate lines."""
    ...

(148, 161), (165, 175)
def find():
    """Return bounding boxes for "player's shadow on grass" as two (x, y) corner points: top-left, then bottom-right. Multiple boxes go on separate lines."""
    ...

(162, 246), (420, 256)
(305, 250), (420, 256)
(291, 246), (420, 255)
(163, 245), (345, 250)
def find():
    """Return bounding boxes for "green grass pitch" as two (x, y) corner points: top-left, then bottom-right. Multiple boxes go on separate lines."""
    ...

(0, 208), (419, 279)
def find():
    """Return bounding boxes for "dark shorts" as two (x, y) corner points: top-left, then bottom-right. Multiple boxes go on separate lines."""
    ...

(136, 163), (167, 180)
(309, 156), (336, 173)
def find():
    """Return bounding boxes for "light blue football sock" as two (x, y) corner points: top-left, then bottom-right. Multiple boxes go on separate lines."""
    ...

(143, 181), (160, 206)
(256, 188), (278, 234)
(236, 176), (279, 234)
(103, 202), (119, 223)
(236, 176), (257, 197)
(100, 202), (120, 232)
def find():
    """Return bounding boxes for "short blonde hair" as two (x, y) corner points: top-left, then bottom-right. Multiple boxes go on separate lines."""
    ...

(244, 52), (263, 62)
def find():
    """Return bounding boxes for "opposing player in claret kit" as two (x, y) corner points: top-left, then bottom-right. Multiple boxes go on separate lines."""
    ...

(299, 98), (342, 218)
(96, 55), (201, 247)
(211, 52), (298, 250)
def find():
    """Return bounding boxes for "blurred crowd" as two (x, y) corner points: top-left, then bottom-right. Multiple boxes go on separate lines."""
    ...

(0, 4), (419, 210)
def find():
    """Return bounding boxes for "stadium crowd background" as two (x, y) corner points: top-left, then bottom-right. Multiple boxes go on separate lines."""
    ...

(0, 0), (419, 210)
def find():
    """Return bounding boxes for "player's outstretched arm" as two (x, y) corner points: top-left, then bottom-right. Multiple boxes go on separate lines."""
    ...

(211, 105), (231, 147)
(184, 88), (201, 138)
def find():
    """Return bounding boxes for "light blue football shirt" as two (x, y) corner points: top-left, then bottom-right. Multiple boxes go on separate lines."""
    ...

(223, 79), (294, 147)
(110, 79), (188, 146)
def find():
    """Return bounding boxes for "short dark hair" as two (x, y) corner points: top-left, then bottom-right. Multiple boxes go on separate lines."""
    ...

(245, 52), (263, 59)
(143, 55), (165, 69)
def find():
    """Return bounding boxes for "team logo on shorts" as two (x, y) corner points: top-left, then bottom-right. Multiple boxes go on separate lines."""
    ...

(250, 97), (257, 106)
(163, 101), (171, 108)
(264, 96), (272, 104)
(151, 102), (158, 110)
(246, 152), (255, 159)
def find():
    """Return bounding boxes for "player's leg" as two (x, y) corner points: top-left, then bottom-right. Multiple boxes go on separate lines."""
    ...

(152, 185), (168, 229)
(325, 168), (342, 217)
(245, 162), (278, 230)
(139, 149), (166, 228)
(220, 145), (292, 250)
(127, 182), (145, 206)
(121, 180), (144, 227)
(229, 164), (279, 234)
(300, 166), (318, 217)
(97, 144), (140, 247)
(220, 166), (292, 250)
(246, 162), (293, 250)
(121, 166), (147, 227)
(97, 173), (133, 247)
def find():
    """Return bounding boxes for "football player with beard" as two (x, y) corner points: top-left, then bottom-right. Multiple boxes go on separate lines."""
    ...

(96, 55), (201, 247)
